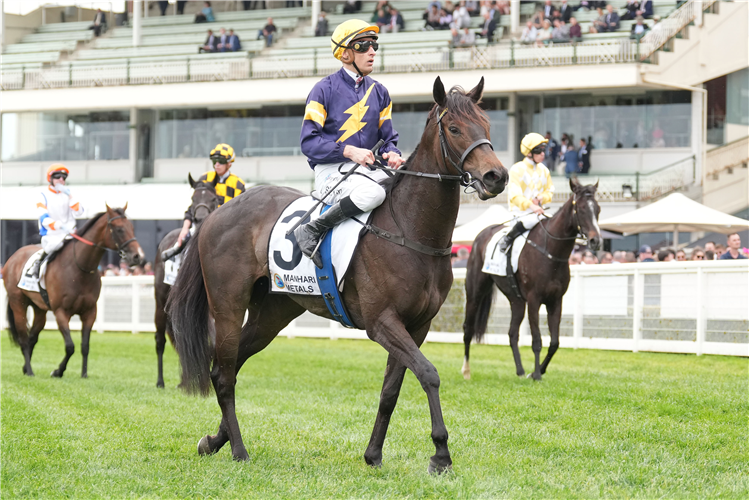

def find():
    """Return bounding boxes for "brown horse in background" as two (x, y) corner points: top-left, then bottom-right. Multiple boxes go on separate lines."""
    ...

(167, 77), (507, 472)
(461, 179), (601, 381)
(3, 205), (144, 378)
(153, 174), (219, 388)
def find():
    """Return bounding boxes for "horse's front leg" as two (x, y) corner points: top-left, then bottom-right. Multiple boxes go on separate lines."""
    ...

(367, 313), (451, 474)
(51, 309), (74, 378)
(540, 297), (562, 375)
(79, 305), (97, 378)
(526, 296), (544, 381)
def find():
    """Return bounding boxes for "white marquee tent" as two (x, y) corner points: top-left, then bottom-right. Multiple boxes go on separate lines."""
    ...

(452, 205), (513, 244)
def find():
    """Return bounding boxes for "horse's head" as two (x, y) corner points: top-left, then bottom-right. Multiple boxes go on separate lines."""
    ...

(188, 173), (220, 227)
(430, 76), (507, 199)
(570, 178), (602, 251)
(105, 203), (145, 267)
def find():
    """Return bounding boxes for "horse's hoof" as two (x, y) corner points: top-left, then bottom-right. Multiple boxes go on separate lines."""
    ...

(364, 455), (382, 469)
(81, 373), (88, 379)
(427, 459), (453, 475)
(530, 373), (542, 381)
(156, 381), (165, 389)
(197, 436), (213, 456)
(22, 366), (34, 376)
(232, 450), (250, 462)
(50, 369), (62, 378)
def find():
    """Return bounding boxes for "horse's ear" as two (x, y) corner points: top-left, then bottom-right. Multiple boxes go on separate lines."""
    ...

(594, 179), (599, 190)
(433, 77), (446, 108)
(123, 202), (128, 212)
(569, 177), (581, 192)
(105, 203), (113, 214)
(188, 173), (196, 188)
(467, 77), (484, 103)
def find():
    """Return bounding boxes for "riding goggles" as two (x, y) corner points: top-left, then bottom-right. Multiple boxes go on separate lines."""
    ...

(210, 155), (229, 165)
(350, 40), (378, 53)
(51, 172), (68, 180)
(530, 146), (546, 156)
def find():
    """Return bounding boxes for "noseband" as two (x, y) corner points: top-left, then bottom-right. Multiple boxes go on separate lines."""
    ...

(71, 213), (139, 274)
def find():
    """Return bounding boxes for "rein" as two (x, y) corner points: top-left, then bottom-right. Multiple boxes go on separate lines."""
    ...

(71, 214), (139, 274)
(526, 195), (586, 263)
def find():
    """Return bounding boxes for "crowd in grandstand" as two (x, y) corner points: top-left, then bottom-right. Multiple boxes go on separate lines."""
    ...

(199, 27), (243, 53)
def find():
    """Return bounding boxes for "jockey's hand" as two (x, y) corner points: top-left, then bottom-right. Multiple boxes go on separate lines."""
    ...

(382, 151), (405, 169)
(177, 226), (190, 245)
(531, 204), (545, 216)
(61, 221), (76, 234)
(343, 145), (375, 167)
(59, 186), (71, 196)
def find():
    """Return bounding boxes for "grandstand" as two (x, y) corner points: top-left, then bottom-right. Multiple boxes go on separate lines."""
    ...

(1, 0), (748, 264)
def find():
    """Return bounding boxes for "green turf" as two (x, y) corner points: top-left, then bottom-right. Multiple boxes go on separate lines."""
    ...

(2, 331), (747, 498)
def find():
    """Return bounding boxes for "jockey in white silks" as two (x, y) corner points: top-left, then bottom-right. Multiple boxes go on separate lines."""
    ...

(499, 132), (555, 253)
(29, 164), (85, 278)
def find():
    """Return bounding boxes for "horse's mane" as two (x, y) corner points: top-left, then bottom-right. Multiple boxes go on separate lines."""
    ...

(61, 208), (125, 249)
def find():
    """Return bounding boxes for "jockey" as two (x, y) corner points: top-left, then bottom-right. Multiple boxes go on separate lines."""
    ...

(499, 132), (555, 253)
(294, 19), (405, 268)
(177, 143), (245, 245)
(30, 164), (85, 278)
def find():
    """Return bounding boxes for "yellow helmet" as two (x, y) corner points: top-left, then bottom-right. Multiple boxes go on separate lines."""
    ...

(210, 143), (236, 164)
(520, 132), (548, 156)
(330, 19), (379, 61)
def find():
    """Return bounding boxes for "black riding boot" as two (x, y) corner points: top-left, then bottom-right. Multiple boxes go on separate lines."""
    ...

(28, 251), (47, 279)
(499, 222), (526, 254)
(294, 197), (363, 268)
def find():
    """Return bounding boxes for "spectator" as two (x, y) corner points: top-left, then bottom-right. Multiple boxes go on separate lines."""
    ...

(177, 1), (187, 15)
(375, 8), (390, 28)
(496, 0), (511, 15)
(705, 249), (715, 260)
(600, 251), (614, 264)
(132, 265), (145, 276)
(578, 138), (590, 174)
(520, 20), (538, 44)
(199, 29), (217, 53)
(217, 28), (229, 52)
(544, 131), (559, 172)
(719, 233), (747, 260)
(89, 8), (106, 37)
(425, 5), (442, 29)
(582, 251), (598, 265)
(343, 0), (362, 14)
(569, 17), (582, 41)
(675, 249), (687, 261)
(530, 9), (544, 29)
(542, 0), (557, 20)
(158, 1), (169, 16)
(444, 0), (456, 14)
(575, 0), (595, 10)
(466, 0), (480, 16)
(438, 8), (453, 29)
(603, 4), (621, 32)
(690, 247), (705, 261)
(630, 15), (649, 40)
(257, 17), (277, 47)
(453, 247), (470, 268)
(613, 250), (627, 263)
(536, 19), (553, 45)
(622, 0), (640, 20)
(104, 264), (117, 277)
(382, 8), (404, 33)
(118, 261), (132, 276)
(704, 241), (716, 253)
(195, 2), (214, 23)
(551, 19), (571, 43)
(452, 1), (472, 29)
(564, 142), (578, 177)
(714, 243), (725, 258)
(657, 248), (675, 262)
(456, 26), (476, 46)
(480, 8), (499, 41)
(637, 0), (653, 18)
(372, 0), (392, 21)
(625, 251), (637, 263)
(559, 0), (573, 22)
(314, 11), (329, 37)
(638, 245), (654, 262)
(569, 252), (582, 265)
(589, 7), (607, 33)
(228, 29), (242, 51)
(144, 262), (155, 275)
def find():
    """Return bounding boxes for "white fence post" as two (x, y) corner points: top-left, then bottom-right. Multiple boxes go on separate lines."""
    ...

(572, 268), (583, 348)
(632, 268), (643, 352)
(695, 266), (706, 355)
(95, 285), (105, 334)
(131, 282), (140, 334)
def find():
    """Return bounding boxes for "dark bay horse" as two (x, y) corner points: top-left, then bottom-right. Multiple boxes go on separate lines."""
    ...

(153, 174), (219, 388)
(167, 77), (507, 472)
(462, 178), (601, 381)
(3, 205), (144, 378)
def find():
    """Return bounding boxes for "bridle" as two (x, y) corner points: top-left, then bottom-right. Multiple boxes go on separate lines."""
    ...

(71, 213), (138, 274)
(436, 107), (494, 188)
(526, 192), (592, 262)
(189, 186), (218, 224)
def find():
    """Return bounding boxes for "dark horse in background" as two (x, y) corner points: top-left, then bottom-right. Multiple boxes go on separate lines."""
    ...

(153, 174), (220, 388)
(168, 77), (507, 472)
(462, 179), (601, 381)
(3, 206), (144, 378)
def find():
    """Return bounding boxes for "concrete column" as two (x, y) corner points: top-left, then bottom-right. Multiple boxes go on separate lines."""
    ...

(511, 0), (520, 35)
(129, 107), (139, 182)
(507, 92), (518, 164)
(692, 88), (705, 186)
(311, 0), (321, 30)
(133, 0), (142, 47)
(0, 6), (5, 52)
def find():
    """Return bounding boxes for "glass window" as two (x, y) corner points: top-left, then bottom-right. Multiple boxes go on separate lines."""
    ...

(1, 111), (130, 161)
(726, 68), (749, 126)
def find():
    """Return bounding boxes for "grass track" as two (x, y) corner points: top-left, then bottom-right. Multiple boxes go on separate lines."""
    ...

(2, 331), (747, 498)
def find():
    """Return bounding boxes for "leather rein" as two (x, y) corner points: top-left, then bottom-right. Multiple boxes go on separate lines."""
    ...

(526, 194), (586, 263)
(71, 214), (138, 274)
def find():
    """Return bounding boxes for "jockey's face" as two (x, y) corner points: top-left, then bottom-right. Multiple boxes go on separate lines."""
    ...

(50, 172), (67, 188)
(531, 150), (545, 163)
(214, 161), (229, 176)
(345, 36), (377, 75)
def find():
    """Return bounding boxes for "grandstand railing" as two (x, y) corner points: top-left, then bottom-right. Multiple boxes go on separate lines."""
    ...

(639, 0), (719, 60)
(1, 38), (646, 91)
(2, 261), (745, 356)
(705, 136), (749, 177)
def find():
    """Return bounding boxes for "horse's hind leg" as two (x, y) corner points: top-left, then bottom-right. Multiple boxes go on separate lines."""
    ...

(462, 266), (495, 380)
(507, 299), (527, 377)
(27, 304), (47, 369)
(540, 297), (563, 375)
(51, 309), (74, 378)
(154, 300), (168, 388)
(10, 298), (35, 376)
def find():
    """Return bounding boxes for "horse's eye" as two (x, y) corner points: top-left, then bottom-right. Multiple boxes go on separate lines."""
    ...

(449, 126), (460, 135)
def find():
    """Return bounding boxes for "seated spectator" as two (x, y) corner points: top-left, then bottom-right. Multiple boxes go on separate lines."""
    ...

(578, 138), (590, 173)
(603, 4), (621, 32)
(496, 0), (511, 16)
(444, 0), (456, 14)
(314, 11), (329, 37)
(564, 143), (578, 177)
(621, 0), (640, 20)
(382, 8), (404, 33)
(575, 0), (595, 10)
(453, 26), (476, 46)
(195, 2), (215, 23)
(228, 29), (242, 51)
(637, 0), (653, 19)
(89, 8), (107, 37)
(530, 9), (544, 29)
(343, 0), (362, 14)
(551, 19), (571, 43)
(438, 8), (453, 29)
(536, 19), (553, 44)
(257, 17), (276, 47)
(372, 0), (392, 21)
(705, 249), (715, 260)
(582, 251), (599, 265)
(675, 249), (687, 261)
(425, 5), (442, 29)
(599, 252), (614, 264)
(466, 0), (480, 16)
(558, 0), (573, 22)
(630, 15), (649, 40)
(216, 28), (229, 52)
(588, 7), (607, 33)
(657, 248), (675, 262)
(199, 29), (217, 53)
(452, 1), (472, 29)
(690, 247), (705, 261)
(718, 233), (747, 260)
(542, 0), (557, 20)
(479, 8), (498, 41)
(375, 8), (390, 27)
(569, 17), (582, 41)
(520, 20), (538, 44)
(569, 252), (582, 265)
(638, 245), (654, 262)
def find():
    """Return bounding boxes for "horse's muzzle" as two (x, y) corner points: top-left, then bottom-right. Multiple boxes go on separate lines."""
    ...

(475, 168), (508, 200)
(588, 236), (601, 252)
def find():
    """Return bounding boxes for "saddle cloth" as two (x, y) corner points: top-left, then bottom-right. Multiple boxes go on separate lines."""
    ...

(163, 252), (182, 286)
(18, 249), (49, 292)
(482, 227), (528, 277)
(268, 196), (371, 295)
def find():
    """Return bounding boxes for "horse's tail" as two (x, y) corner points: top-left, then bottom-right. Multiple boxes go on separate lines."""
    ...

(6, 302), (22, 346)
(470, 284), (494, 344)
(463, 236), (496, 346)
(166, 226), (212, 396)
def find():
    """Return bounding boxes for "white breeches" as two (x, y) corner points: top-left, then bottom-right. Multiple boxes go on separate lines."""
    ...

(510, 212), (543, 231)
(314, 162), (388, 212)
(41, 233), (67, 254)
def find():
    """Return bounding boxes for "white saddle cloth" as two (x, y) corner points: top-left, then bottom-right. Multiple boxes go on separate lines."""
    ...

(482, 227), (528, 277)
(268, 196), (370, 295)
(18, 249), (49, 292)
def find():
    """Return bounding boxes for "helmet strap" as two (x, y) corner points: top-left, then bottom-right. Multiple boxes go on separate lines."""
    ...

(351, 60), (364, 78)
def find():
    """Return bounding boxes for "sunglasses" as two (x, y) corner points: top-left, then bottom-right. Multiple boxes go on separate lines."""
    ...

(350, 40), (379, 53)
(693, 254), (704, 259)
(51, 173), (68, 180)
(211, 156), (228, 165)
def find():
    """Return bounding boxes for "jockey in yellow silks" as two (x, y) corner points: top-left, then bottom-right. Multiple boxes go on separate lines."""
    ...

(499, 132), (555, 253)
(30, 164), (85, 278)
